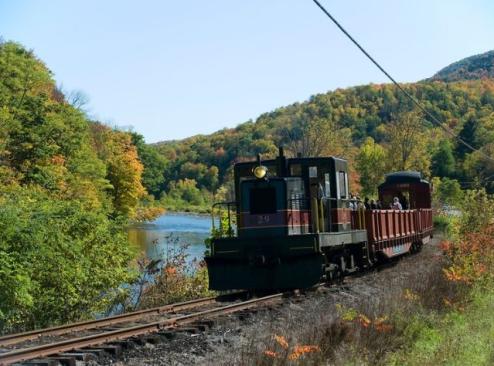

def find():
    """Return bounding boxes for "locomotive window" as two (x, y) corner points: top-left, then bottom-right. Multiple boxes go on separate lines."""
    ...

(290, 164), (302, 176)
(250, 187), (277, 214)
(324, 173), (330, 196)
(338, 171), (347, 199)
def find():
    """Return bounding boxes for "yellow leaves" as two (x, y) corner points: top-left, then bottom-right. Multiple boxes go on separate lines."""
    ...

(336, 303), (358, 321)
(103, 129), (146, 218)
(403, 289), (420, 301)
(135, 206), (166, 222)
(443, 267), (467, 283)
(443, 298), (453, 307)
(337, 304), (394, 333)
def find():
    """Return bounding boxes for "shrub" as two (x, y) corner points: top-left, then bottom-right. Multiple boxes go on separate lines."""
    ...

(132, 235), (213, 309)
(0, 187), (136, 333)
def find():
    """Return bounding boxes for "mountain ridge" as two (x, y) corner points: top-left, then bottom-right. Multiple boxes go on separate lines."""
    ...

(429, 49), (494, 82)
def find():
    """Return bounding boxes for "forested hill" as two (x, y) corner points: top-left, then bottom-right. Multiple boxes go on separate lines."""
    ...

(430, 50), (494, 82)
(152, 51), (494, 207)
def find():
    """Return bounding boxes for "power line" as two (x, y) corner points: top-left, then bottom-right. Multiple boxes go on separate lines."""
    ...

(311, 0), (494, 163)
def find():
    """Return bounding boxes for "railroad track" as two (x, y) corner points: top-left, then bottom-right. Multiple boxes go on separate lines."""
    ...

(0, 292), (285, 366)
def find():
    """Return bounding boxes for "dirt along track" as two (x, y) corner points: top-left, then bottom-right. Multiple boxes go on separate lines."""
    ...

(0, 235), (443, 365)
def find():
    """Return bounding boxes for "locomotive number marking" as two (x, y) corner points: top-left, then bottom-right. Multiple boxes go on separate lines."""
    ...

(257, 215), (271, 224)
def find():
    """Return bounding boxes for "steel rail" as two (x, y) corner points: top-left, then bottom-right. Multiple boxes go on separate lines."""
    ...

(0, 295), (223, 347)
(0, 293), (283, 366)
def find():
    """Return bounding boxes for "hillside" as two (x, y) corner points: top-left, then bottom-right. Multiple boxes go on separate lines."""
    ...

(149, 50), (494, 207)
(430, 50), (494, 82)
(154, 81), (494, 201)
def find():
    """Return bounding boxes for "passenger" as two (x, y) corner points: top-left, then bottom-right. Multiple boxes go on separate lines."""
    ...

(370, 199), (377, 210)
(376, 200), (383, 209)
(356, 196), (365, 210)
(348, 194), (355, 210)
(391, 196), (403, 210)
(401, 196), (409, 210)
(364, 197), (370, 210)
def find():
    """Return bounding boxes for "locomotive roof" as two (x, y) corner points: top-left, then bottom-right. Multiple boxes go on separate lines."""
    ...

(234, 156), (346, 167)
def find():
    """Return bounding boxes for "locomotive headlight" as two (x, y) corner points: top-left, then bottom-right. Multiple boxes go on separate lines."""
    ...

(253, 165), (268, 179)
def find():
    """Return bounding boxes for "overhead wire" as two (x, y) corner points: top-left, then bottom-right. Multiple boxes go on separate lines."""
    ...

(311, 0), (494, 163)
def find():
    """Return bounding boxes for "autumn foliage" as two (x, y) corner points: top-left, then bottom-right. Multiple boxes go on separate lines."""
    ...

(442, 225), (494, 284)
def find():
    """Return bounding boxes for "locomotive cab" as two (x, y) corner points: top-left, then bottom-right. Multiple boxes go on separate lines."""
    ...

(239, 177), (309, 238)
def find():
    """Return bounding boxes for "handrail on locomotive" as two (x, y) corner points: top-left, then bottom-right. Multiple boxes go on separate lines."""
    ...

(212, 196), (378, 239)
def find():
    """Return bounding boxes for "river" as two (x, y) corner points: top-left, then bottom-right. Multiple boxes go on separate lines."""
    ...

(127, 212), (211, 264)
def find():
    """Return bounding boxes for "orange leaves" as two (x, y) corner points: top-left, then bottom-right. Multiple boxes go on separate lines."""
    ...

(288, 345), (321, 360)
(442, 224), (494, 285)
(357, 314), (371, 328)
(337, 304), (394, 333)
(264, 350), (278, 358)
(165, 266), (177, 276)
(50, 154), (65, 166)
(439, 240), (451, 252)
(264, 334), (321, 361)
(274, 334), (289, 349)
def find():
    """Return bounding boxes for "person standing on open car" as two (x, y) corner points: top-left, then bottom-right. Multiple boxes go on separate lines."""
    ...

(391, 196), (402, 210)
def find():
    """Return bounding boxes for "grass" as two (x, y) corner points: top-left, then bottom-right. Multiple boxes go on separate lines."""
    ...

(387, 285), (494, 366)
(209, 238), (494, 366)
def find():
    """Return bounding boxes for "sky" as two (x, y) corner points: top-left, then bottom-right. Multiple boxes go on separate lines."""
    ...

(1, 1), (494, 143)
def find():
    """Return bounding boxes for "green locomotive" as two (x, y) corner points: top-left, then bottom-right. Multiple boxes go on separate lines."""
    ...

(205, 148), (433, 290)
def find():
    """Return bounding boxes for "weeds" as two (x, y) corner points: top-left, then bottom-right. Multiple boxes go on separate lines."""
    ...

(136, 235), (213, 308)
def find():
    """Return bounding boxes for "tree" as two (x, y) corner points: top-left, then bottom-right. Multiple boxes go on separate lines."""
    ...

(462, 143), (494, 193)
(166, 179), (204, 206)
(105, 131), (146, 217)
(384, 110), (431, 175)
(284, 116), (352, 158)
(432, 177), (463, 207)
(131, 133), (168, 198)
(0, 187), (135, 331)
(356, 137), (387, 197)
(456, 116), (479, 159)
(431, 139), (455, 177)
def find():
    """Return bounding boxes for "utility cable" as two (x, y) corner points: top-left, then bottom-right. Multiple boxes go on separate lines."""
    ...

(311, 0), (494, 163)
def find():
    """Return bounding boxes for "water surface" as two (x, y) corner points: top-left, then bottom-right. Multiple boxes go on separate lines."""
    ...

(128, 213), (211, 263)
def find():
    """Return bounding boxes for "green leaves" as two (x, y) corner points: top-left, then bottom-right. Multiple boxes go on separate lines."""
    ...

(0, 42), (142, 333)
(0, 188), (135, 331)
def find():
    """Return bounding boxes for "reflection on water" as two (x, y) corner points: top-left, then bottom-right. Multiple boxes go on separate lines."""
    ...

(128, 213), (211, 262)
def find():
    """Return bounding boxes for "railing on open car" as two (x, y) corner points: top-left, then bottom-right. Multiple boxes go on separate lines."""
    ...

(211, 201), (237, 238)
